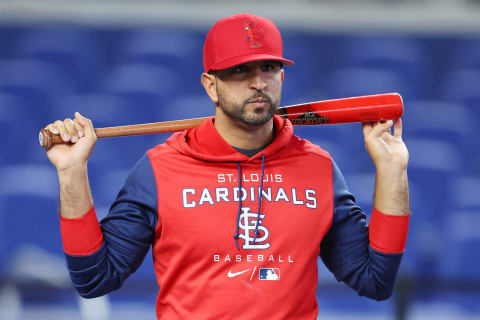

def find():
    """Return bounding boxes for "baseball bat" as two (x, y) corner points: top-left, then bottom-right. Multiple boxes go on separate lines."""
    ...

(39, 93), (403, 150)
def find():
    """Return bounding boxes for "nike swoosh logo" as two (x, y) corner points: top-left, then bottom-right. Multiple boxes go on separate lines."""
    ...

(228, 269), (251, 278)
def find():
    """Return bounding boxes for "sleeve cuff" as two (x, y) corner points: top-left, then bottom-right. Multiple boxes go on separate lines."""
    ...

(60, 206), (104, 256)
(368, 207), (410, 254)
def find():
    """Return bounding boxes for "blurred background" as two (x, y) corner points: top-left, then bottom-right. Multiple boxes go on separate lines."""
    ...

(0, 0), (479, 319)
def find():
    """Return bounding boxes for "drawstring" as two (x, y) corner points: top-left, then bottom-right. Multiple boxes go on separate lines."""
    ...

(253, 154), (265, 245)
(233, 154), (266, 250)
(233, 162), (243, 250)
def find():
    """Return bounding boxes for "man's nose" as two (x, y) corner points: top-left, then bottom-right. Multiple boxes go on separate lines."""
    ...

(249, 69), (267, 91)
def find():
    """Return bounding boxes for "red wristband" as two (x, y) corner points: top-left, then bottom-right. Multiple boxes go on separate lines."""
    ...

(60, 206), (104, 256)
(369, 207), (410, 254)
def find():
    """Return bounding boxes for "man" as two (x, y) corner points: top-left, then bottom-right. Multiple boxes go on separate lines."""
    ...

(45, 13), (410, 319)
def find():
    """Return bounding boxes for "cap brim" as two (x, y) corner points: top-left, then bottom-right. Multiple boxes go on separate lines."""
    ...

(210, 54), (294, 71)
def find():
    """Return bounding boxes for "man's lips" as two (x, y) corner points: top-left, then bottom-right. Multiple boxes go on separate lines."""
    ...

(249, 98), (268, 103)
(247, 99), (269, 106)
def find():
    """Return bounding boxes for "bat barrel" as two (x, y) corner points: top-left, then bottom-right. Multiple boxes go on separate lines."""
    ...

(281, 93), (403, 125)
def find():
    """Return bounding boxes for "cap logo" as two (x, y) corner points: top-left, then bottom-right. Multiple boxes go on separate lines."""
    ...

(244, 19), (264, 48)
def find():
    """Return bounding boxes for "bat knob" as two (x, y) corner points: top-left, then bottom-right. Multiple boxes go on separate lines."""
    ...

(39, 129), (53, 150)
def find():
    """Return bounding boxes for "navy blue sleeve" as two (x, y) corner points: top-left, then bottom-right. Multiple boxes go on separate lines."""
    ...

(319, 160), (403, 301)
(65, 154), (158, 298)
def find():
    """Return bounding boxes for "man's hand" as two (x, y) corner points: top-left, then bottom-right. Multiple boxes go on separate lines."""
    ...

(44, 112), (96, 218)
(45, 112), (97, 172)
(362, 119), (409, 171)
(362, 119), (410, 216)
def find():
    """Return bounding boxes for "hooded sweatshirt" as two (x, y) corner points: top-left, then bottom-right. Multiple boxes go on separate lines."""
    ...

(60, 115), (409, 320)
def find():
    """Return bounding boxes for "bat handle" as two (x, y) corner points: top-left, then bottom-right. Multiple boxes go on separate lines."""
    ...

(39, 128), (64, 150)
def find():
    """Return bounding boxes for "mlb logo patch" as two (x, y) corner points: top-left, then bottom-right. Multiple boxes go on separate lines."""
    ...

(259, 268), (280, 280)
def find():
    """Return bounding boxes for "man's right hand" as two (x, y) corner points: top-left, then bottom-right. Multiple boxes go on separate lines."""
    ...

(44, 112), (97, 172)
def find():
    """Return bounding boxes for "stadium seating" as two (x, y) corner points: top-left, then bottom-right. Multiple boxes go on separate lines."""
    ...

(446, 37), (480, 71)
(116, 27), (204, 96)
(0, 59), (72, 124)
(164, 94), (213, 121)
(13, 26), (104, 93)
(440, 208), (480, 278)
(279, 31), (329, 103)
(0, 164), (61, 273)
(337, 35), (433, 98)
(322, 67), (413, 101)
(441, 69), (480, 122)
(403, 138), (464, 278)
(101, 63), (180, 123)
(403, 100), (474, 147)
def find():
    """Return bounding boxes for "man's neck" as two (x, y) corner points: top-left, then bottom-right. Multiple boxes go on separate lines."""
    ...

(213, 111), (275, 150)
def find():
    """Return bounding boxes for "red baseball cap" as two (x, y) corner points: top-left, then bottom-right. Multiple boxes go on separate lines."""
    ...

(203, 13), (295, 72)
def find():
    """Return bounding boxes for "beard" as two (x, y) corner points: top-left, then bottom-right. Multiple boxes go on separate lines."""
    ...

(217, 90), (280, 127)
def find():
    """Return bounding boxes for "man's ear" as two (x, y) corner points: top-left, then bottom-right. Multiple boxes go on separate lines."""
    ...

(281, 69), (284, 83)
(201, 72), (218, 103)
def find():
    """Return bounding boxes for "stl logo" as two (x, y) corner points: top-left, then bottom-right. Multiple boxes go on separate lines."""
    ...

(244, 19), (264, 48)
(238, 207), (270, 250)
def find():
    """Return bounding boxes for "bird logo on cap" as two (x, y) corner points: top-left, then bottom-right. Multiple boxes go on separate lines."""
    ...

(244, 19), (264, 48)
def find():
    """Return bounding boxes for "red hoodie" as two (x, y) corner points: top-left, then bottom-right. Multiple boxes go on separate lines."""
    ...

(60, 115), (409, 319)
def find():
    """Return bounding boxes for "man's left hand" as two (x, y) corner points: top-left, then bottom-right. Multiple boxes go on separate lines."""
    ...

(362, 119), (409, 171)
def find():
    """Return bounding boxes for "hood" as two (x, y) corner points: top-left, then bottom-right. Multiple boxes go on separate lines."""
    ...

(165, 115), (294, 163)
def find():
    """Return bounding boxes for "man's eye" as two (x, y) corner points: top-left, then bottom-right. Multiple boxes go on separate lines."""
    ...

(261, 63), (276, 72)
(234, 66), (248, 73)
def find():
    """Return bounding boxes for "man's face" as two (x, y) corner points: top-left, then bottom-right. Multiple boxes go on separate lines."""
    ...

(212, 60), (284, 127)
